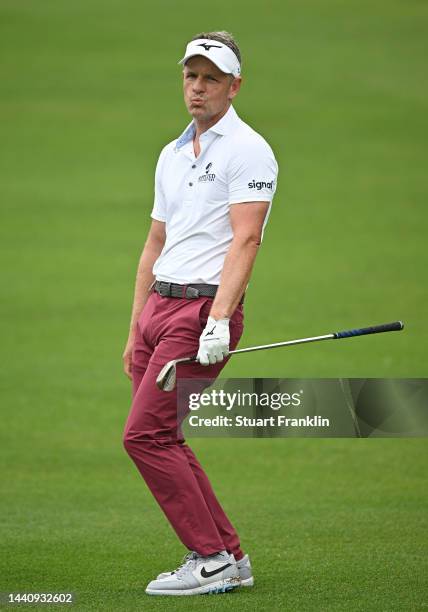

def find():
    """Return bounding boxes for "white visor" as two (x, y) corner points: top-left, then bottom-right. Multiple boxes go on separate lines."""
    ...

(178, 38), (241, 77)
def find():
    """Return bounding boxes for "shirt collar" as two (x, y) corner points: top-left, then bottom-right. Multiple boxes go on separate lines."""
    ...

(174, 105), (240, 151)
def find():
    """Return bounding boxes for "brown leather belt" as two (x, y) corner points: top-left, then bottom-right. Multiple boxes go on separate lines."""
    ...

(154, 281), (245, 304)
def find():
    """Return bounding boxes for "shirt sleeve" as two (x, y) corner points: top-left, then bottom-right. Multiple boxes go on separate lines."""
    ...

(228, 136), (279, 205)
(150, 145), (169, 222)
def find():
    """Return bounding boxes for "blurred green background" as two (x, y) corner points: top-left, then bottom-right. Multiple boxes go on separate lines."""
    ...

(1, 0), (427, 609)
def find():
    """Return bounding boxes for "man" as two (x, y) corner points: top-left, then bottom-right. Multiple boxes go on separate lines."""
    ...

(122, 31), (278, 596)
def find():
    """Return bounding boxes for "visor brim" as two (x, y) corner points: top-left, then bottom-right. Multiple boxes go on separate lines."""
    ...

(178, 52), (235, 76)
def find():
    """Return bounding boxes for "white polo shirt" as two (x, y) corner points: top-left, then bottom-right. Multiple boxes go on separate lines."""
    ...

(151, 104), (278, 285)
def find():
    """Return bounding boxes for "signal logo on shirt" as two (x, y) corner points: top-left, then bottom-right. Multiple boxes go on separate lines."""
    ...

(248, 179), (274, 190)
(198, 162), (216, 183)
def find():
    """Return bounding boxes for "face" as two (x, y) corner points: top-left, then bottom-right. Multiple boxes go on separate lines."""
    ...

(183, 55), (241, 122)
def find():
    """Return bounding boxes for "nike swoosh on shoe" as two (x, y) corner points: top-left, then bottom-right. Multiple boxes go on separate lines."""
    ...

(200, 563), (232, 578)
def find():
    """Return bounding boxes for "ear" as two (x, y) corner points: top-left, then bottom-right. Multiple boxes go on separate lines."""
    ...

(228, 76), (242, 101)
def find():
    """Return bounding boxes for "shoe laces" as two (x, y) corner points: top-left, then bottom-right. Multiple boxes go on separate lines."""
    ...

(174, 551), (199, 579)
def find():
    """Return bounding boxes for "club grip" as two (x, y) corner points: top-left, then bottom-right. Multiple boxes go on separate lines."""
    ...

(334, 321), (404, 339)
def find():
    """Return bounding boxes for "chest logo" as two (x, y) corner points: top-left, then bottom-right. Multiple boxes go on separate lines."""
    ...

(198, 162), (216, 183)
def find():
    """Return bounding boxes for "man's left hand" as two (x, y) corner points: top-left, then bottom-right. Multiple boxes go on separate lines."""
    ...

(197, 316), (230, 366)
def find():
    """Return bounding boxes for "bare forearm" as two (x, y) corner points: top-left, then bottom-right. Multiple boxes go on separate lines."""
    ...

(128, 243), (161, 337)
(210, 237), (259, 319)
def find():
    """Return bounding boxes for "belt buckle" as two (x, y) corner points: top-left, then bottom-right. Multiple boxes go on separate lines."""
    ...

(185, 286), (200, 299)
(158, 281), (171, 297)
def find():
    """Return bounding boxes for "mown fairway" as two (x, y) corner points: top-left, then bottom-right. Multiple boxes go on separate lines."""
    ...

(1, 0), (427, 609)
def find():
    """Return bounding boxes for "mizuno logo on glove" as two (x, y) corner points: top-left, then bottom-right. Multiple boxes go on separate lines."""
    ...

(197, 316), (230, 366)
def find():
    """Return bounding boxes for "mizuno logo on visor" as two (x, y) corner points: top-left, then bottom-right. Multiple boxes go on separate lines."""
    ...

(197, 43), (222, 51)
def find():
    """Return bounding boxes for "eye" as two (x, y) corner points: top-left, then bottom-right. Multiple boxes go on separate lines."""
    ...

(207, 76), (218, 82)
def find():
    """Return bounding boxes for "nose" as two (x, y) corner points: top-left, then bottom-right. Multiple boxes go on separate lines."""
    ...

(192, 76), (205, 94)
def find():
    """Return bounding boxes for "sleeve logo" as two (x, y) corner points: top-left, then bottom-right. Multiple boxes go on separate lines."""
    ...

(248, 179), (274, 190)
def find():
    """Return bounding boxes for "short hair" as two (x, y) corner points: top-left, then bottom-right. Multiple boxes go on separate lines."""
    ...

(190, 31), (241, 67)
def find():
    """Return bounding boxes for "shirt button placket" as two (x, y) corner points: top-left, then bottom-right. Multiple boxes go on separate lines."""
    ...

(184, 161), (197, 203)
(189, 163), (196, 193)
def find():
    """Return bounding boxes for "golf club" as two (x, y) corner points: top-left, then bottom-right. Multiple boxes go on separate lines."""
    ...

(156, 320), (404, 392)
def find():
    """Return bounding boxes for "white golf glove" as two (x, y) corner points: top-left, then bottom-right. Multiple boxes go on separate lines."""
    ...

(197, 316), (230, 366)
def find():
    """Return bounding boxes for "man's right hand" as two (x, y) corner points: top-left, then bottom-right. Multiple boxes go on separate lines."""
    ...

(122, 337), (134, 380)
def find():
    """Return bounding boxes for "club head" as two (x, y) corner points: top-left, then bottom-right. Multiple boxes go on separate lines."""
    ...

(156, 360), (178, 392)
(156, 356), (197, 392)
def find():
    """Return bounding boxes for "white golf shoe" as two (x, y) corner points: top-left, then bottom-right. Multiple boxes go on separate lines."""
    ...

(146, 550), (240, 596)
(156, 551), (254, 588)
(236, 554), (254, 586)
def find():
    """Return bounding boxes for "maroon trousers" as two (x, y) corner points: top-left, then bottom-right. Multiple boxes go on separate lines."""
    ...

(123, 290), (244, 559)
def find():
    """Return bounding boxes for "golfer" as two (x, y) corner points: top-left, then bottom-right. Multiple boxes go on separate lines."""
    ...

(122, 31), (278, 596)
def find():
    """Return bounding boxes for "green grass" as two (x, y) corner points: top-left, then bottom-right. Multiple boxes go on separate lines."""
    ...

(1, 0), (427, 609)
(1, 438), (427, 610)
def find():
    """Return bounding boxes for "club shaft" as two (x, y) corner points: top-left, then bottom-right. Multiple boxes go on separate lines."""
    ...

(229, 333), (334, 355)
(180, 321), (403, 365)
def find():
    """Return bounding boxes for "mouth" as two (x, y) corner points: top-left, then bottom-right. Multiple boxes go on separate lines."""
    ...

(190, 98), (205, 105)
